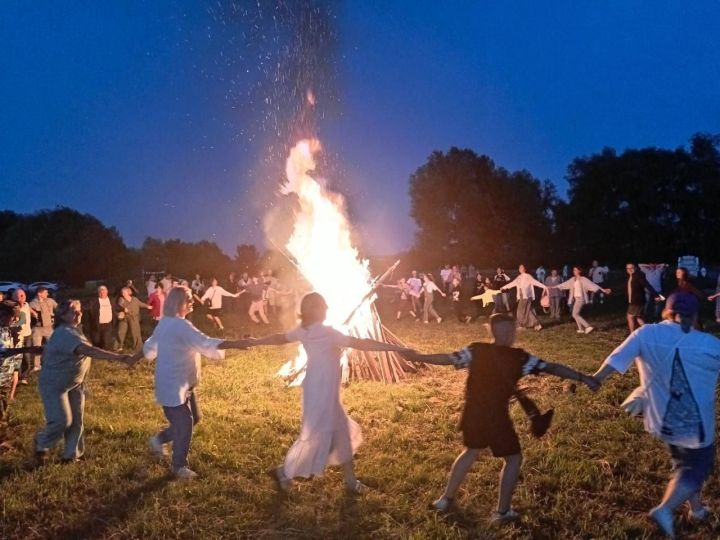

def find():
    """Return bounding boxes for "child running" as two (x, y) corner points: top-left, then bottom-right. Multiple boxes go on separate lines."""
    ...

(248, 292), (411, 493)
(405, 313), (598, 523)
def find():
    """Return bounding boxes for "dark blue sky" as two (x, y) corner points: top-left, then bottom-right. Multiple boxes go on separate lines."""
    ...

(3, 1), (719, 255)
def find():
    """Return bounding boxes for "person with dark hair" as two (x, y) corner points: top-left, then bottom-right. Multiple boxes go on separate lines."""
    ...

(382, 277), (416, 320)
(405, 314), (598, 523)
(592, 292), (720, 538)
(422, 273), (446, 323)
(500, 264), (547, 331)
(544, 269), (564, 319)
(247, 292), (411, 494)
(148, 282), (166, 327)
(552, 266), (611, 334)
(34, 300), (138, 464)
(144, 286), (249, 480)
(491, 267), (512, 313)
(199, 278), (241, 332)
(625, 263), (661, 333)
(407, 270), (423, 317)
(12, 289), (33, 384)
(29, 287), (57, 371)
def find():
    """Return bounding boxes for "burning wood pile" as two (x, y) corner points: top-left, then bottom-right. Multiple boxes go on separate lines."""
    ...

(275, 139), (418, 386)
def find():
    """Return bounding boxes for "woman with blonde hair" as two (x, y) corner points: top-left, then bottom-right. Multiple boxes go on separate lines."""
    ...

(248, 292), (412, 493)
(35, 300), (138, 463)
(144, 286), (249, 479)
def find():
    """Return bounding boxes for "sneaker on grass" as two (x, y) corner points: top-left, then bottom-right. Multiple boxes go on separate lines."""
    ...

(346, 479), (370, 495)
(148, 435), (168, 459)
(431, 496), (453, 512)
(584, 326), (594, 334)
(173, 466), (198, 480)
(490, 509), (520, 524)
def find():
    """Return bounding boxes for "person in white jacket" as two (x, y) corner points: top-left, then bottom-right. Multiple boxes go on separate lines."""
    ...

(501, 265), (548, 330)
(553, 266), (611, 334)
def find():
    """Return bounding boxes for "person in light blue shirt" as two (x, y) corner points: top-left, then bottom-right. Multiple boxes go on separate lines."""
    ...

(593, 292), (720, 539)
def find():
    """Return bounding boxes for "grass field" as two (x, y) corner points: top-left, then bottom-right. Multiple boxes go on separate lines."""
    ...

(2, 305), (720, 539)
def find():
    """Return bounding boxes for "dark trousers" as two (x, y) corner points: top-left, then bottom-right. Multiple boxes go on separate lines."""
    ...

(95, 322), (114, 351)
(19, 335), (33, 379)
(157, 392), (202, 470)
(116, 315), (141, 352)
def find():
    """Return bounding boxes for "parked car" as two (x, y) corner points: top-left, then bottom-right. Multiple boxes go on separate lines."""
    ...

(27, 281), (60, 294)
(0, 281), (27, 294)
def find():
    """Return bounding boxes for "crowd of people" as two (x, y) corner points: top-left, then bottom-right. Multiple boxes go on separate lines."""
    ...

(3, 259), (720, 538)
(390, 260), (720, 336)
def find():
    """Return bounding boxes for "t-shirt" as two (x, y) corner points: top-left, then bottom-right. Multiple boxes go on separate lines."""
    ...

(247, 282), (265, 302)
(407, 277), (422, 297)
(40, 325), (92, 385)
(29, 297), (57, 328)
(18, 303), (31, 338)
(451, 342), (547, 434)
(602, 321), (720, 448)
(589, 265), (609, 284)
(98, 297), (113, 324)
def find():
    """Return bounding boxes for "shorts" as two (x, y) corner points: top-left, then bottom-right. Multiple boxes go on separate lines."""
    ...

(208, 307), (223, 316)
(462, 410), (521, 457)
(627, 304), (645, 316)
(668, 443), (715, 492)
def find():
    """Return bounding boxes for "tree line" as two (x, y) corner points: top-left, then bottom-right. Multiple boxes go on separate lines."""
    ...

(2, 134), (718, 286)
(409, 133), (720, 268)
(0, 207), (270, 287)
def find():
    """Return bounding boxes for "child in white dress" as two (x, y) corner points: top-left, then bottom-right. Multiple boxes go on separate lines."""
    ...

(248, 292), (411, 493)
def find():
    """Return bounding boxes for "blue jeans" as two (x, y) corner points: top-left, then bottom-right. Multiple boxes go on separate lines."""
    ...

(668, 443), (715, 493)
(36, 380), (86, 460)
(158, 391), (202, 470)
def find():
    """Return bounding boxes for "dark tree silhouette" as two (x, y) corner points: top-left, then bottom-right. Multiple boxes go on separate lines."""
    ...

(560, 133), (720, 263)
(409, 147), (555, 267)
(0, 207), (132, 286)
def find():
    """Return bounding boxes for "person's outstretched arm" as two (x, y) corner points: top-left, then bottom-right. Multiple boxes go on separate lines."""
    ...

(403, 352), (453, 366)
(75, 343), (137, 366)
(346, 337), (412, 353)
(247, 334), (290, 346)
(541, 362), (599, 392)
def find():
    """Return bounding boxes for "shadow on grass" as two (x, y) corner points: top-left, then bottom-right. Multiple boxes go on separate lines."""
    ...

(52, 468), (170, 539)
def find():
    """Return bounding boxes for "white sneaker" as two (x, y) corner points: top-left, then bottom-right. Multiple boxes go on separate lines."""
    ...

(436, 317), (442, 323)
(534, 324), (542, 331)
(431, 496), (453, 512)
(576, 329), (585, 333)
(490, 509), (520, 524)
(346, 479), (370, 495)
(584, 326), (594, 334)
(148, 435), (168, 459)
(173, 466), (198, 480)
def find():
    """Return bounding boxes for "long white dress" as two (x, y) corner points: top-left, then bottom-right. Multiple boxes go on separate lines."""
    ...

(282, 323), (362, 478)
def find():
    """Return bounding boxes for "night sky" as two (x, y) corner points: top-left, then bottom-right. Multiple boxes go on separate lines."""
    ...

(3, 1), (719, 255)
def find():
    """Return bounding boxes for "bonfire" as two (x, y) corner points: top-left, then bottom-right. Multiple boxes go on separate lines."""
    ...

(275, 139), (417, 386)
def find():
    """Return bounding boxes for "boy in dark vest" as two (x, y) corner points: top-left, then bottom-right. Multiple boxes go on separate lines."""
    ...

(406, 314), (598, 523)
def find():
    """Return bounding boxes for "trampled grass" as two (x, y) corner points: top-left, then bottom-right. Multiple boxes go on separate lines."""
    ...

(2, 307), (720, 539)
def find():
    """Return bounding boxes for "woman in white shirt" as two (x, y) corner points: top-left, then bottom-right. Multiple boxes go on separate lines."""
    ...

(422, 273), (446, 323)
(199, 278), (241, 332)
(144, 286), (248, 479)
(501, 265), (548, 330)
(553, 266), (611, 334)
